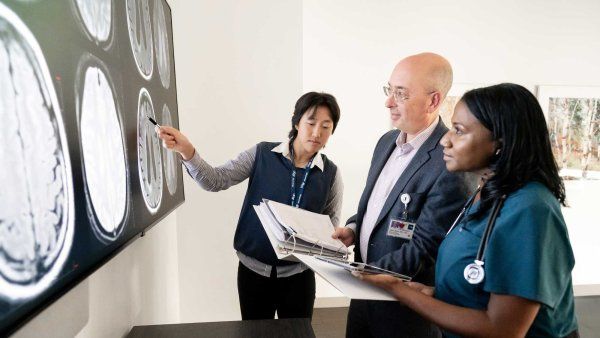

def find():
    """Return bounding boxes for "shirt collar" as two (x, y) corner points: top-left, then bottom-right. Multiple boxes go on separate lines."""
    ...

(396, 116), (439, 151)
(271, 142), (325, 171)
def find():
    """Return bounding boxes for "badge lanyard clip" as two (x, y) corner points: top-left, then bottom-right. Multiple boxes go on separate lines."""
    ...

(400, 193), (411, 220)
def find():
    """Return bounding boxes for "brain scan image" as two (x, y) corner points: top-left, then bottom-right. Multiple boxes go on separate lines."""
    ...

(77, 58), (128, 243)
(126, 0), (153, 80)
(137, 88), (163, 213)
(73, 0), (112, 47)
(152, 0), (170, 89)
(0, 3), (74, 300)
(160, 104), (178, 196)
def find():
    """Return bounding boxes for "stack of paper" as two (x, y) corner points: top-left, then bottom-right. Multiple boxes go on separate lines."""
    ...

(253, 199), (348, 261)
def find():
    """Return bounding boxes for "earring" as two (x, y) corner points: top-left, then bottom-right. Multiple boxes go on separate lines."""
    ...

(480, 168), (494, 182)
(495, 149), (501, 156)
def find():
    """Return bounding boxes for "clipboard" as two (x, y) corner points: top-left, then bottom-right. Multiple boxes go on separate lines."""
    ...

(295, 255), (398, 301)
(315, 256), (412, 281)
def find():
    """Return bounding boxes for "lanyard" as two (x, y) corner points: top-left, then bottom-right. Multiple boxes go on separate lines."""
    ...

(289, 146), (315, 208)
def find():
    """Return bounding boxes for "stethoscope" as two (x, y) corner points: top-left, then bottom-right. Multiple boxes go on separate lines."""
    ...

(446, 185), (506, 285)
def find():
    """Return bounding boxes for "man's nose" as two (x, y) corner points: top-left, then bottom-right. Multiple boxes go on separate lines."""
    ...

(385, 94), (396, 108)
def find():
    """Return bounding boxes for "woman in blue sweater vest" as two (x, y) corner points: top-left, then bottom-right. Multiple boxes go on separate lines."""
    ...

(358, 84), (578, 337)
(157, 92), (342, 320)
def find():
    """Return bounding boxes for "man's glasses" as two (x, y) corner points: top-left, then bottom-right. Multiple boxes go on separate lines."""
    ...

(383, 85), (410, 103)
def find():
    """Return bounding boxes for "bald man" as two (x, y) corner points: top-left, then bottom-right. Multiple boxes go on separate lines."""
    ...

(332, 53), (474, 337)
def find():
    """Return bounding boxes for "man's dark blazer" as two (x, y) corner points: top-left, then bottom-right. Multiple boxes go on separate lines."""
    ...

(345, 119), (474, 338)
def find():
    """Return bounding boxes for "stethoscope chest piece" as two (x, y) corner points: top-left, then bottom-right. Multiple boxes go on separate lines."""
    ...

(464, 260), (485, 285)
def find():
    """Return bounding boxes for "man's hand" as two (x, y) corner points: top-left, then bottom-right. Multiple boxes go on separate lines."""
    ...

(332, 227), (356, 247)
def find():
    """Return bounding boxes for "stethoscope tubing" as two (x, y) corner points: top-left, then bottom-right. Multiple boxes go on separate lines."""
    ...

(446, 185), (507, 284)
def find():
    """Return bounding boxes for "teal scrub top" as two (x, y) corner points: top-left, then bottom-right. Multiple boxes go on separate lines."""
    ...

(435, 182), (578, 337)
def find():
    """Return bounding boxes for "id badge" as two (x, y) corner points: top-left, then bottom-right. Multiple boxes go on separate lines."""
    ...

(387, 218), (416, 240)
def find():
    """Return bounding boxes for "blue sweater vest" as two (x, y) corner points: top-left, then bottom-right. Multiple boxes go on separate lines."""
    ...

(233, 142), (338, 266)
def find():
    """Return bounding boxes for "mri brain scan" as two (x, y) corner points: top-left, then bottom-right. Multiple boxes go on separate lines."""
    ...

(153, 0), (170, 89)
(73, 0), (112, 47)
(137, 88), (163, 213)
(126, 0), (153, 80)
(78, 57), (128, 243)
(0, 3), (74, 300)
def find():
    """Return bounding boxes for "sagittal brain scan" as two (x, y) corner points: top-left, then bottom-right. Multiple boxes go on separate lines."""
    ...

(138, 88), (163, 213)
(126, 0), (153, 80)
(0, 3), (75, 300)
(77, 57), (128, 243)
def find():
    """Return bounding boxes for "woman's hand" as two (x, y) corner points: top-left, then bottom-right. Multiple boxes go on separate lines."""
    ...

(156, 126), (196, 160)
(355, 273), (402, 292)
(356, 274), (434, 297)
(404, 281), (435, 296)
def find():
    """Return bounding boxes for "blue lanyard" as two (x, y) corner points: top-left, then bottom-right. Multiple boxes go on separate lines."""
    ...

(290, 146), (315, 208)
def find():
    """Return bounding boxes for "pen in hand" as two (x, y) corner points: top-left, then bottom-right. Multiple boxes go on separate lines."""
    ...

(147, 115), (161, 128)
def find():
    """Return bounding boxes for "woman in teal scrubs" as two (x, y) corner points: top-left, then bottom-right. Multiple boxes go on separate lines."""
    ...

(359, 83), (578, 337)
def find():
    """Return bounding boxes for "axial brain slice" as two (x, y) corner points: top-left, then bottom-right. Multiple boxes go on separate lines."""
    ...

(0, 7), (73, 299)
(153, 0), (170, 88)
(74, 0), (112, 44)
(127, 0), (153, 79)
(138, 89), (162, 212)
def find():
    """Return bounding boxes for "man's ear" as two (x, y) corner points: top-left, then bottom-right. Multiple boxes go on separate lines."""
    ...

(429, 92), (442, 113)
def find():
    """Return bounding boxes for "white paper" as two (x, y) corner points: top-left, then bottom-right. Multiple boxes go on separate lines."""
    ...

(295, 255), (397, 301)
(253, 205), (293, 260)
(257, 203), (287, 242)
(265, 200), (348, 254)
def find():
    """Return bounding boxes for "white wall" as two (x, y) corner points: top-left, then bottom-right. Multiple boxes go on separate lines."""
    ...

(171, 0), (304, 322)
(303, 0), (600, 216)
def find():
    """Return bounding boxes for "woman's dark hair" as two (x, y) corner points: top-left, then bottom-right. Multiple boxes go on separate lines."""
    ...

(461, 83), (566, 219)
(288, 92), (340, 141)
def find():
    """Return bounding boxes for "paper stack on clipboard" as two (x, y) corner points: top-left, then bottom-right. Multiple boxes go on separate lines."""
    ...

(295, 255), (399, 301)
(253, 199), (349, 261)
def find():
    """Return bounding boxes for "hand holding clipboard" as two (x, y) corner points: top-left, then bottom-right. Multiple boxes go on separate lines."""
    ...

(315, 256), (411, 281)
